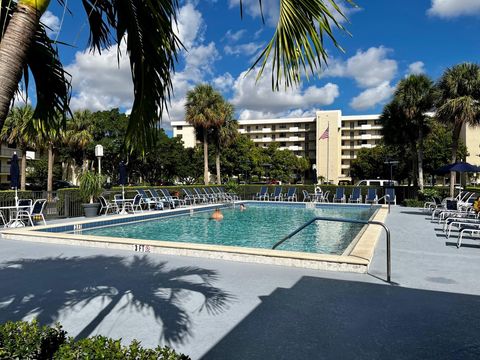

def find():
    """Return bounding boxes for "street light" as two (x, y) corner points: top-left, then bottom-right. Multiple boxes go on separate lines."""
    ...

(312, 163), (317, 184)
(95, 144), (104, 175)
(384, 158), (399, 186)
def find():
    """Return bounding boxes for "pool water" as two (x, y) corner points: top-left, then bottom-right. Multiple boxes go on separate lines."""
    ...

(82, 204), (376, 255)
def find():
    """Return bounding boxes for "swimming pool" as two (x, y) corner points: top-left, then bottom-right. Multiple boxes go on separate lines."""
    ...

(78, 203), (375, 255)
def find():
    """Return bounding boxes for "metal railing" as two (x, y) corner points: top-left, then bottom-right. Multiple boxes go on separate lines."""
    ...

(272, 216), (392, 282)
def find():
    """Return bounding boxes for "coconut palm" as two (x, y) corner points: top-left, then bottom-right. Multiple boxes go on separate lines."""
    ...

(64, 110), (94, 171)
(185, 84), (225, 185)
(0, 105), (37, 190)
(392, 74), (435, 190)
(210, 111), (238, 185)
(436, 63), (480, 196)
(0, 1), (349, 151)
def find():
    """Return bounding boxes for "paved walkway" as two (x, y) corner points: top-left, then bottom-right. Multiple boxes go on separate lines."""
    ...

(0, 206), (479, 359)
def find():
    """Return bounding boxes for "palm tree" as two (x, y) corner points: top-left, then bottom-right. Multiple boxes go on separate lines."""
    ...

(64, 110), (94, 171)
(0, 1), (348, 151)
(210, 109), (238, 184)
(185, 84), (225, 185)
(392, 74), (435, 191)
(0, 105), (37, 190)
(436, 63), (480, 196)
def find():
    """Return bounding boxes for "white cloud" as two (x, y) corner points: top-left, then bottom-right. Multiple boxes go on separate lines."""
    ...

(223, 29), (246, 42)
(238, 108), (320, 120)
(213, 73), (235, 92)
(323, 46), (397, 88)
(173, 3), (204, 49)
(41, 11), (61, 37)
(349, 82), (395, 110)
(407, 61), (425, 75)
(231, 66), (339, 118)
(428, 0), (480, 18)
(224, 42), (263, 56)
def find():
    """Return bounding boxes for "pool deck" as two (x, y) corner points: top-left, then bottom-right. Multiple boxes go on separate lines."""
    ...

(1, 206), (480, 359)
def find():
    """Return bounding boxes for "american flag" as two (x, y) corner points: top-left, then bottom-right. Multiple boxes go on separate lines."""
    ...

(319, 126), (329, 140)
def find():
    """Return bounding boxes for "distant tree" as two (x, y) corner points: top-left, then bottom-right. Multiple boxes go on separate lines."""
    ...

(185, 84), (225, 185)
(1, 106), (36, 190)
(210, 110), (238, 184)
(63, 110), (94, 173)
(391, 74), (436, 190)
(436, 63), (480, 196)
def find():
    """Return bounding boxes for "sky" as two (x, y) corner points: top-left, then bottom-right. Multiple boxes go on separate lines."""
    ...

(29, 0), (480, 131)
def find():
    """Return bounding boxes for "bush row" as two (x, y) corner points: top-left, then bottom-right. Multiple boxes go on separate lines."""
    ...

(0, 320), (189, 359)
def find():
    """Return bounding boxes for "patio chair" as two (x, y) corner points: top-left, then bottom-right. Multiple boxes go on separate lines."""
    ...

(156, 188), (185, 209)
(302, 190), (312, 202)
(457, 226), (480, 248)
(182, 188), (197, 205)
(322, 191), (330, 203)
(384, 188), (396, 205)
(193, 188), (209, 203)
(219, 186), (240, 201)
(333, 187), (346, 203)
(203, 188), (218, 203)
(16, 199), (47, 226)
(272, 187), (283, 201)
(99, 195), (119, 215)
(365, 188), (378, 204)
(285, 187), (297, 202)
(253, 186), (269, 201)
(137, 189), (164, 210)
(349, 187), (362, 203)
(124, 194), (143, 213)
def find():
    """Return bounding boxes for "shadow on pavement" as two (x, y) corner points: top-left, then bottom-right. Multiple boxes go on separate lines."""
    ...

(202, 276), (480, 359)
(0, 255), (232, 345)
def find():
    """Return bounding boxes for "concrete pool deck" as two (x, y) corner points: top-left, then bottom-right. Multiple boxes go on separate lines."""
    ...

(0, 206), (480, 359)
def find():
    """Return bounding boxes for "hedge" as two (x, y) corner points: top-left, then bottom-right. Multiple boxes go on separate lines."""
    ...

(0, 320), (189, 359)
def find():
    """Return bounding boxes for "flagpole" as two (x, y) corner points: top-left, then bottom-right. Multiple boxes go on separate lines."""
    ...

(327, 127), (330, 184)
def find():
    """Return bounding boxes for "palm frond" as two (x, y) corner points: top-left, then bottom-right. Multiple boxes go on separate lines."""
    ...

(26, 23), (71, 130)
(250, 0), (356, 90)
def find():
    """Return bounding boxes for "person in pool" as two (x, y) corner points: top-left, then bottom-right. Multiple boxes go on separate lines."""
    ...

(240, 204), (246, 211)
(211, 208), (224, 221)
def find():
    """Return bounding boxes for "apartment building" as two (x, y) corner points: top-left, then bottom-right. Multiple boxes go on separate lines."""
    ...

(0, 144), (35, 184)
(172, 110), (479, 184)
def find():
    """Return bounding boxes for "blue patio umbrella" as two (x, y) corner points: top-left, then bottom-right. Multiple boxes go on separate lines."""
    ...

(118, 161), (128, 213)
(10, 153), (20, 190)
(435, 162), (480, 174)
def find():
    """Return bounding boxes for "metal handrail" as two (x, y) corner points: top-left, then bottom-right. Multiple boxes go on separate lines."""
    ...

(272, 216), (392, 282)
(378, 194), (391, 213)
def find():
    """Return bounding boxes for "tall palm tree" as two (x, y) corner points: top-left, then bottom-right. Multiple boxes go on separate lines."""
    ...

(436, 63), (480, 196)
(0, 1), (348, 151)
(64, 110), (94, 171)
(0, 105), (37, 190)
(210, 112), (238, 185)
(185, 84), (224, 185)
(393, 74), (435, 191)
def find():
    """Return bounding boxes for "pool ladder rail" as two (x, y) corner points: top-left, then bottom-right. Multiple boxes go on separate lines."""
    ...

(272, 216), (392, 283)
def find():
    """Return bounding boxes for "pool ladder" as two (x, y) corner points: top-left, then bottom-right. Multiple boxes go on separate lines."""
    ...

(272, 216), (392, 283)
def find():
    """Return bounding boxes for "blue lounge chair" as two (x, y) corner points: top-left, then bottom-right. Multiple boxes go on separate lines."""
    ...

(124, 194), (143, 213)
(253, 186), (269, 201)
(384, 188), (396, 205)
(182, 188), (196, 205)
(271, 187), (283, 201)
(193, 188), (208, 203)
(302, 190), (312, 202)
(137, 189), (164, 210)
(333, 187), (346, 203)
(365, 188), (378, 204)
(349, 187), (362, 203)
(285, 187), (297, 202)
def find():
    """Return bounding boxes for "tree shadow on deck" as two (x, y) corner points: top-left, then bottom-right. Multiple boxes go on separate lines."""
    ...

(0, 255), (232, 345)
(202, 276), (480, 359)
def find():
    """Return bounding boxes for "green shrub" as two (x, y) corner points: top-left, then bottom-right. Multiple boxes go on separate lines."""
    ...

(0, 321), (189, 359)
(0, 320), (66, 359)
(402, 198), (424, 207)
(418, 188), (439, 201)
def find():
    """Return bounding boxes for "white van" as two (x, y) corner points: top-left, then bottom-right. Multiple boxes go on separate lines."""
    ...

(355, 179), (398, 186)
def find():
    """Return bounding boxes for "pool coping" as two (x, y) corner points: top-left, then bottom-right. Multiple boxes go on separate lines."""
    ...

(0, 202), (388, 273)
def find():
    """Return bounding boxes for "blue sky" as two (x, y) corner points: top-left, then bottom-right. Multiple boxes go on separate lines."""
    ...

(35, 0), (480, 128)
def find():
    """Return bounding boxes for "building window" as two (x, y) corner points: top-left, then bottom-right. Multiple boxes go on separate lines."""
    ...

(294, 133), (300, 137)
(177, 125), (183, 130)
(294, 142), (300, 146)
(272, 135), (276, 140)
(280, 142), (286, 147)
(360, 130), (366, 135)
(280, 125), (287, 129)
(341, 141), (345, 146)
(255, 126), (259, 130)
(374, 119), (382, 125)
(362, 140), (368, 144)
(7, 143), (16, 149)
(247, 126), (250, 131)
(280, 133), (286, 137)
(272, 125), (276, 131)
(358, 120), (367, 126)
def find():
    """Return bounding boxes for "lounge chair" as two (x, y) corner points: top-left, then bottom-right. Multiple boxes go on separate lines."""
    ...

(182, 188), (196, 205)
(16, 199), (47, 226)
(253, 186), (269, 201)
(365, 188), (378, 204)
(137, 189), (164, 210)
(457, 226), (480, 248)
(322, 191), (330, 203)
(193, 188), (209, 203)
(271, 187), (283, 201)
(302, 190), (312, 202)
(285, 187), (297, 202)
(218, 186), (239, 201)
(384, 188), (396, 205)
(333, 187), (346, 203)
(349, 187), (362, 203)
(203, 188), (218, 203)
(99, 195), (119, 215)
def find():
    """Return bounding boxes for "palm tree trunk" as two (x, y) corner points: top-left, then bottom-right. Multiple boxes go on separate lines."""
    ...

(47, 144), (54, 193)
(0, 4), (41, 126)
(203, 131), (209, 185)
(449, 124), (463, 197)
(216, 149), (221, 185)
(417, 126), (424, 191)
(20, 151), (27, 191)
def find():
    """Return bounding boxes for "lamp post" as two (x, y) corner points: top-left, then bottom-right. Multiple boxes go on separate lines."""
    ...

(312, 163), (317, 185)
(95, 145), (104, 175)
(384, 158), (399, 186)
